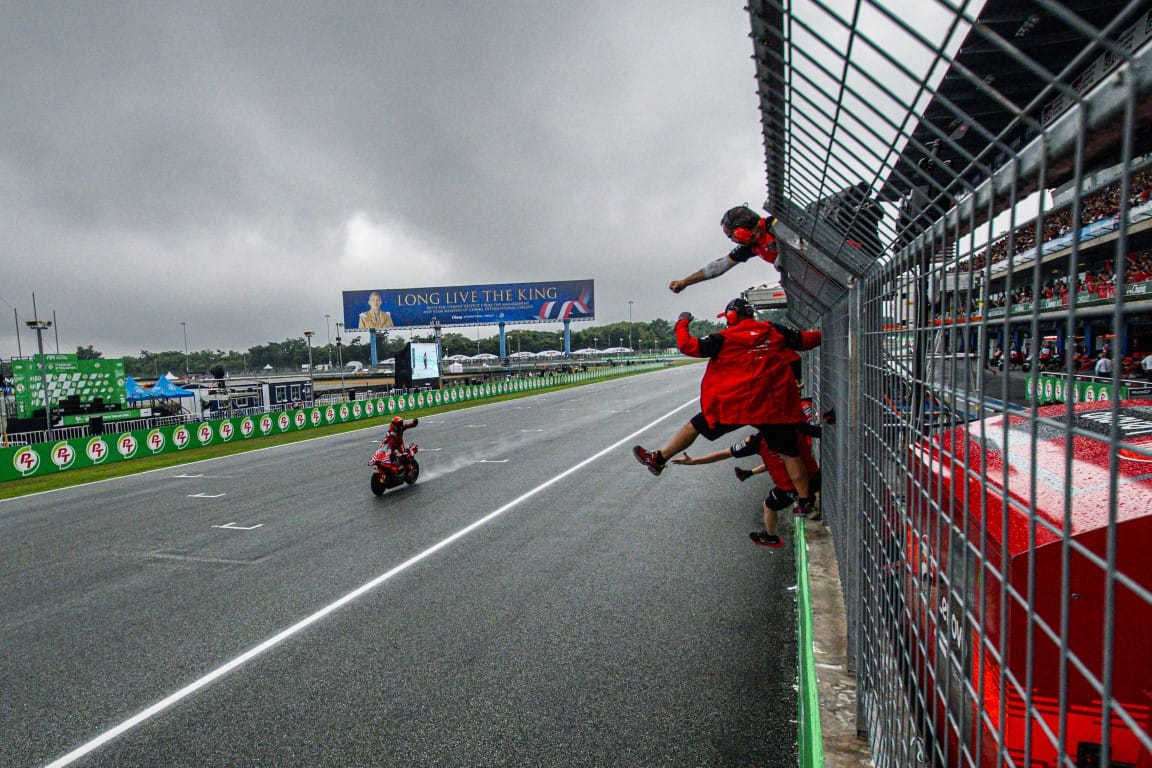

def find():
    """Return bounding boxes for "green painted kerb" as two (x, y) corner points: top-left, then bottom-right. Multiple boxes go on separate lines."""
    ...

(795, 517), (824, 767)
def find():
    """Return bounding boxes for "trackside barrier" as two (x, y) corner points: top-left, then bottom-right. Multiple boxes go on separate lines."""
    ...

(1028, 372), (1152, 404)
(0, 362), (667, 482)
(795, 518), (824, 768)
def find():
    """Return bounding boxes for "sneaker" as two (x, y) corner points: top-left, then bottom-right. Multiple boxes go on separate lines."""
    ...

(793, 498), (816, 517)
(749, 530), (783, 548)
(633, 445), (664, 476)
(734, 467), (753, 482)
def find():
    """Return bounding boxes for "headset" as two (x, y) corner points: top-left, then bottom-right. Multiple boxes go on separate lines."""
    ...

(720, 297), (754, 326)
(721, 206), (764, 245)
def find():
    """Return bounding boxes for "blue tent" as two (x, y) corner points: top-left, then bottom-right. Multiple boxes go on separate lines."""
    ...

(125, 376), (152, 403)
(148, 376), (195, 399)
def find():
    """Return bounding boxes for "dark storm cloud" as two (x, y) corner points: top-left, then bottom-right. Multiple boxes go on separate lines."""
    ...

(1, 1), (771, 358)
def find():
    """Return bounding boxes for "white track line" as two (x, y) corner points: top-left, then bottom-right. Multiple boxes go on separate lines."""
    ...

(42, 398), (697, 768)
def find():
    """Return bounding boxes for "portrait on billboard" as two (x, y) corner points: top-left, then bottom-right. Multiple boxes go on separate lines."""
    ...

(357, 291), (394, 330)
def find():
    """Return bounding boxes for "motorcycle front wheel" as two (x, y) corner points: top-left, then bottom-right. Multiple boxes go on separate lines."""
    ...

(371, 472), (388, 496)
(405, 457), (420, 485)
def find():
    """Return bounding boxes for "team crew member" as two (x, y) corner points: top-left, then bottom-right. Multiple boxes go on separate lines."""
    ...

(669, 206), (780, 294)
(673, 411), (822, 548)
(632, 297), (821, 515)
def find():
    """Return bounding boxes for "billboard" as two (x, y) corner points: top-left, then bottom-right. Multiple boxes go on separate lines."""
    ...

(342, 280), (595, 331)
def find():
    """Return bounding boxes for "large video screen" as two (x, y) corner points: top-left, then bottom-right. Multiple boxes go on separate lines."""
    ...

(408, 343), (440, 381)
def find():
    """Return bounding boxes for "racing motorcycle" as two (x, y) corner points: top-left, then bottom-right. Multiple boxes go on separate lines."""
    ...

(369, 420), (420, 495)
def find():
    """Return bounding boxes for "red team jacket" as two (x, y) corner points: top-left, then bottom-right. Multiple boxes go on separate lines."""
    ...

(675, 315), (821, 428)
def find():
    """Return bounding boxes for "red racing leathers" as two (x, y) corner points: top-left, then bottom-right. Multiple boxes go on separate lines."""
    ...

(675, 315), (820, 428)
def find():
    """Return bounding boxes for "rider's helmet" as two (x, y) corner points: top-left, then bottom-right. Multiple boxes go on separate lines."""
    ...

(391, 416), (404, 429)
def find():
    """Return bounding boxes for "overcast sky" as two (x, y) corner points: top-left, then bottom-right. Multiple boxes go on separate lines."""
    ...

(2, 1), (784, 359)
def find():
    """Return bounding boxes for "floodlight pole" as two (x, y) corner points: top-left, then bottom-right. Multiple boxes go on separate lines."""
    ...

(627, 300), (634, 355)
(336, 323), (345, 400)
(14, 309), (23, 357)
(26, 319), (54, 440)
(181, 321), (189, 374)
(304, 331), (315, 404)
(324, 314), (332, 368)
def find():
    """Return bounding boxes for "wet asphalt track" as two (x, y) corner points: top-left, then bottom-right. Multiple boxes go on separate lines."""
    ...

(1, 365), (798, 767)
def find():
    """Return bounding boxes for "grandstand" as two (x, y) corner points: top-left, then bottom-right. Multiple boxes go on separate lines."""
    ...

(748, 1), (1152, 766)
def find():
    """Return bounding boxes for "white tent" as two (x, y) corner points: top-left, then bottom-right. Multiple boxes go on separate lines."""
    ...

(445, 354), (471, 362)
(164, 371), (179, 381)
(573, 348), (600, 356)
(262, 363), (274, 371)
(509, 351), (536, 359)
(471, 353), (498, 361)
(536, 350), (563, 358)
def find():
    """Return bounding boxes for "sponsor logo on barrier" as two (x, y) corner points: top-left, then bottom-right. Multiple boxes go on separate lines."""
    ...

(241, 417), (255, 438)
(365, 401), (374, 416)
(294, 411), (306, 429)
(418, 393), (425, 408)
(147, 429), (166, 454)
(353, 403), (362, 418)
(86, 437), (109, 464)
(279, 413), (291, 432)
(397, 397), (406, 412)
(219, 420), (235, 442)
(14, 446), (40, 476)
(174, 426), (191, 449)
(198, 423), (214, 445)
(260, 415), (273, 435)
(340, 404), (350, 420)
(52, 441), (76, 470)
(118, 434), (139, 458)
(311, 408), (323, 427)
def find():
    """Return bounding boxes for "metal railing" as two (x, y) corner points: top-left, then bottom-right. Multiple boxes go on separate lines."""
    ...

(747, 1), (1152, 766)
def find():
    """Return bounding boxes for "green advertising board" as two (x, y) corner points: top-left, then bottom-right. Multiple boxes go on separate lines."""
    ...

(11, 355), (126, 417)
(1029, 373), (1152, 404)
